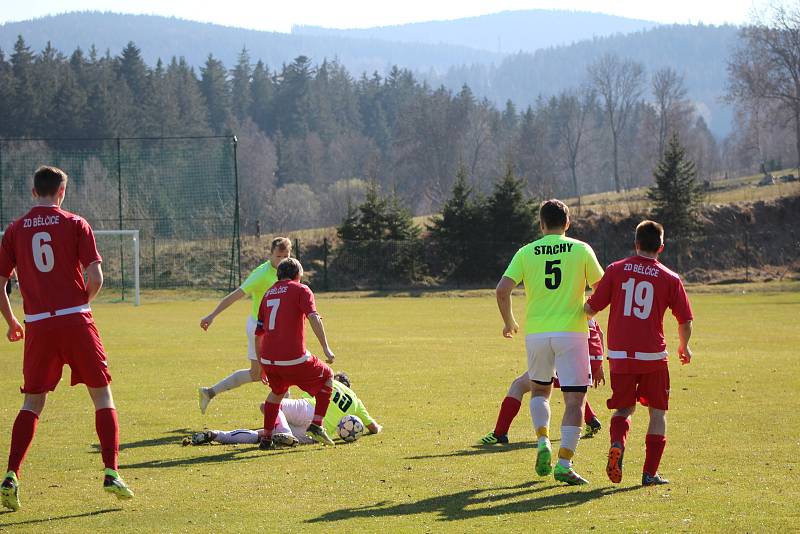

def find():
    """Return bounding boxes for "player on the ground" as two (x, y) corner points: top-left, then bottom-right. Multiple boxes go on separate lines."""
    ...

(479, 319), (605, 445)
(496, 199), (604, 485)
(198, 237), (291, 413)
(585, 220), (694, 487)
(256, 257), (337, 449)
(187, 372), (382, 446)
(0, 166), (134, 512)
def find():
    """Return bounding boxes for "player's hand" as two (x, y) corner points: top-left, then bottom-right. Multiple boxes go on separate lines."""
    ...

(7, 318), (24, 342)
(323, 347), (335, 363)
(200, 315), (214, 331)
(678, 344), (692, 365)
(502, 320), (519, 339)
(592, 366), (605, 388)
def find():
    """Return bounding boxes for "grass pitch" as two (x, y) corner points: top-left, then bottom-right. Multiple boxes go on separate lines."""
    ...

(0, 286), (798, 532)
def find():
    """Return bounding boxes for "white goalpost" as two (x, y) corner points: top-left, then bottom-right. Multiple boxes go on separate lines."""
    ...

(1, 229), (140, 306)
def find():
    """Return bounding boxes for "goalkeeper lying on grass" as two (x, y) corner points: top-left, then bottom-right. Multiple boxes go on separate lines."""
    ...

(184, 372), (382, 447)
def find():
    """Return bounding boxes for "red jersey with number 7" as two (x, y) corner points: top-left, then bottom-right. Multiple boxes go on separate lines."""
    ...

(0, 206), (101, 325)
(255, 279), (317, 361)
(586, 255), (693, 374)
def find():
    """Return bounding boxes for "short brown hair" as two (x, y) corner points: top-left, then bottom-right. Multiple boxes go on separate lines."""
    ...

(276, 257), (303, 281)
(539, 199), (569, 230)
(34, 166), (68, 197)
(635, 220), (664, 253)
(271, 237), (292, 253)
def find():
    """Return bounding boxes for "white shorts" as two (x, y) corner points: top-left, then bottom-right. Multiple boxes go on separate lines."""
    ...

(280, 398), (314, 428)
(526, 334), (591, 388)
(246, 316), (258, 361)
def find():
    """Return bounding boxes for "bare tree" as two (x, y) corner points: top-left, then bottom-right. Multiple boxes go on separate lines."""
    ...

(588, 53), (645, 192)
(652, 67), (689, 156)
(727, 4), (800, 168)
(552, 87), (596, 206)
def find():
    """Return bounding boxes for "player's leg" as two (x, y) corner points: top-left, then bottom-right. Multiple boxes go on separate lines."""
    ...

(261, 390), (287, 449)
(210, 429), (261, 445)
(552, 337), (591, 485)
(606, 371), (637, 484)
(526, 335), (557, 477)
(198, 318), (260, 413)
(582, 398), (602, 437)
(2, 393), (46, 512)
(641, 369), (670, 486)
(87, 386), (133, 500)
(307, 376), (335, 446)
(480, 372), (530, 445)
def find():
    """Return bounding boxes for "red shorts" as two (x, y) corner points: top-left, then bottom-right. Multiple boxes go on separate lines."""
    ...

(607, 368), (670, 411)
(261, 355), (332, 396)
(22, 321), (112, 394)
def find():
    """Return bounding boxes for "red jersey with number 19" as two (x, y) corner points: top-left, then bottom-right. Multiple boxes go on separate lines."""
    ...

(255, 280), (317, 361)
(0, 206), (101, 327)
(586, 255), (692, 374)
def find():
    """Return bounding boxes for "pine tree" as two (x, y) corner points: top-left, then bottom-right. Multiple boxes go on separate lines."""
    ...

(427, 167), (488, 282)
(200, 54), (231, 134)
(486, 165), (538, 275)
(230, 48), (252, 123)
(648, 134), (703, 239)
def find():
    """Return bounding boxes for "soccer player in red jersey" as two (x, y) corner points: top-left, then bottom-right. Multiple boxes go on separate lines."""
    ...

(479, 319), (606, 445)
(0, 166), (133, 511)
(255, 257), (337, 449)
(584, 220), (694, 487)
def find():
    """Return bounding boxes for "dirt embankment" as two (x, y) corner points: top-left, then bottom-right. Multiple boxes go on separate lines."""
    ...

(568, 195), (800, 283)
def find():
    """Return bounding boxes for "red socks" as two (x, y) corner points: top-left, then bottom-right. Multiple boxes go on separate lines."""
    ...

(584, 400), (597, 424)
(7, 410), (39, 477)
(494, 397), (521, 436)
(644, 434), (667, 476)
(313, 385), (332, 426)
(609, 415), (631, 448)
(262, 400), (281, 440)
(95, 408), (119, 471)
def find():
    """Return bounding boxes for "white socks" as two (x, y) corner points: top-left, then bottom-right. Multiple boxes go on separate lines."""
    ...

(213, 429), (260, 444)
(530, 396), (551, 445)
(557, 425), (582, 467)
(211, 369), (253, 395)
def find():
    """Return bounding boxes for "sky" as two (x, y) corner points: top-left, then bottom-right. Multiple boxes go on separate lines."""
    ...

(0, 0), (772, 32)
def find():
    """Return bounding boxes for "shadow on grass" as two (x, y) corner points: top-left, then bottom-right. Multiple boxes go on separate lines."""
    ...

(90, 428), (191, 453)
(0, 508), (120, 527)
(307, 482), (640, 523)
(405, 440), (557, 460)
(119, 443), (311, 470)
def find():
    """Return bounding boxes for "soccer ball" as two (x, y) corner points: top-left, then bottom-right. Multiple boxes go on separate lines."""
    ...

(337, 415), (365, 442)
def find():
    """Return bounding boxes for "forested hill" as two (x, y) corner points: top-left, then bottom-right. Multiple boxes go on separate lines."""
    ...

(0, 12), (502, 76)
(438, 23), (740, 137)
(293, 9), (658, 53)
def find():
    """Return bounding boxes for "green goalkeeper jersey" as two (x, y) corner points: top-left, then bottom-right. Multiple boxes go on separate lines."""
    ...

(303, 380), (376, 437)
(503, 234), (603, 334)
(240, 260), (278, 320)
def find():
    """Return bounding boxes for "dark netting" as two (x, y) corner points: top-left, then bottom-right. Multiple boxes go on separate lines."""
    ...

(0, 137), (240, 299)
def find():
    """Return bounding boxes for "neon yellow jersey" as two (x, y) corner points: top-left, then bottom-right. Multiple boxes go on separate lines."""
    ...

(240, 261), (278, 320)
(303, 381), (376, 437)
(503, 234), (603, 334)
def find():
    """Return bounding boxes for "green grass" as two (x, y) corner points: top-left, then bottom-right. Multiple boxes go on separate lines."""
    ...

(1, 289), (799, 532)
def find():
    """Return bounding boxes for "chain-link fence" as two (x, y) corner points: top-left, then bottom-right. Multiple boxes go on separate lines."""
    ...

(0, 136), (241, 300)
(274, 230), (800, 291)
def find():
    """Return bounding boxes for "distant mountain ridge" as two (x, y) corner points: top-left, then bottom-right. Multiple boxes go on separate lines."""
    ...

(293, 9), (659, 53)
(0, 12), (503, 75)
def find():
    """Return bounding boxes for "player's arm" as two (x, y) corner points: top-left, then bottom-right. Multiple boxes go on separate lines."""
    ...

(0, 274), (23, 342)
(200, 287), (246, 330)
(495, 276), (519, 338)
(677, 320), (693, 365)
(308, 312), (335, 363)
(85, 261), (103, 302)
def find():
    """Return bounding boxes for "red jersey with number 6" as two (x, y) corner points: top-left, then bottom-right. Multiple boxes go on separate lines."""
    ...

(586, 255), (693, 374)
(0, 206), (101, 324)
(255, 279), (317, 361)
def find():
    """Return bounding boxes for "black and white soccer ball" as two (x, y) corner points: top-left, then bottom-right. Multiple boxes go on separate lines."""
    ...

(337, 415), (365, 442)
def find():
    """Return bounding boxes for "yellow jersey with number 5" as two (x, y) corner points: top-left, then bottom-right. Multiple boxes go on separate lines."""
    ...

(503, 234), (603, 334)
